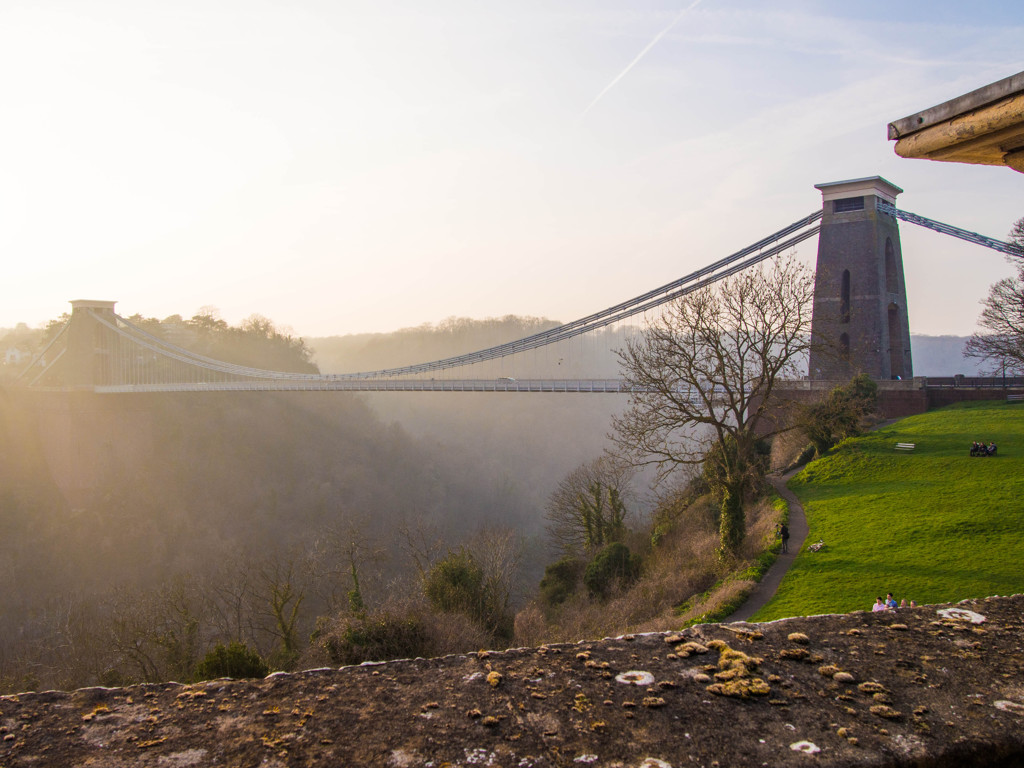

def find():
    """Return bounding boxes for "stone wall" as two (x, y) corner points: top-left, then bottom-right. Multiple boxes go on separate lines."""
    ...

(1, 595), (1023, 767)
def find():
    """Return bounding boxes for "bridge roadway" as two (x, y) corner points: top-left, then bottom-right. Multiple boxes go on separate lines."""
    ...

(85, 378), (631, 394)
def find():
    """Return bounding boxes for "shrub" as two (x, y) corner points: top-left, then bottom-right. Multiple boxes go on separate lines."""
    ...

(194, 642), (269, 681)
(583, 542), (641, 598)
(539, 556), (584, 607)
(423, 548), (513, 642)
(325, 613), (433, 666)
(798, 373), (879, 457)
(424, 549), (485, 618)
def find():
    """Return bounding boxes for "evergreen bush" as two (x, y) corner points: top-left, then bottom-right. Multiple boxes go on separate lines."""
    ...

(193, 641), (269, 681)
(539, 556), (584, 606)
(583, 541), (641, 598)
(325, 613), (432, 666)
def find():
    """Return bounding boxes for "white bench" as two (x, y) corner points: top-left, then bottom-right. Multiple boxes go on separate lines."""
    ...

(1008, 394), (1024, 403)
(895, 442), (915, 452)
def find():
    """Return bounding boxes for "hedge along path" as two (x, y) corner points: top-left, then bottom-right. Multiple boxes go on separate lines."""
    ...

(750, 400), (1024, 622)
(724, 467), (808, 623)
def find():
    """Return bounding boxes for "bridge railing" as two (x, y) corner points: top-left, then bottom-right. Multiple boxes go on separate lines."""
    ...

(86, 378), (630, 394)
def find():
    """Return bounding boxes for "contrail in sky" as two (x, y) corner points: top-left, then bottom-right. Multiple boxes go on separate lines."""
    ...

(581, 0), (707, 118)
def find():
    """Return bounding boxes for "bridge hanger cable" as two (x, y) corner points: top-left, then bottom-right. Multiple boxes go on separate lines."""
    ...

(12, 318), (71, 384)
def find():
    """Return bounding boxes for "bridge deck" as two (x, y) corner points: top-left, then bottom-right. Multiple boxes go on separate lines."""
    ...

(71, 379), (631, 394)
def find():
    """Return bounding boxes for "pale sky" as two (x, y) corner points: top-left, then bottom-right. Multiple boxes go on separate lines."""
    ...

(1, 0), (1022, 338)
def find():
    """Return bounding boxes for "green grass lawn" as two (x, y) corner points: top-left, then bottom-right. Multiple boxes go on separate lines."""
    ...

(752, 400), (1024, 621)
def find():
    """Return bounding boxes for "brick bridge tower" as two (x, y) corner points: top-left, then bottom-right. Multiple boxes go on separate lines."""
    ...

(808, 177), (913, 381)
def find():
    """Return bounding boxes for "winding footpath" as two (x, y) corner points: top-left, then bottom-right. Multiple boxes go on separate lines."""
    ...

(725, 466), (808, 622)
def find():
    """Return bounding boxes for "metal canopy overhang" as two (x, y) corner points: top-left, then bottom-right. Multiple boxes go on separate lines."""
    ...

(887, 71), (1024, 174)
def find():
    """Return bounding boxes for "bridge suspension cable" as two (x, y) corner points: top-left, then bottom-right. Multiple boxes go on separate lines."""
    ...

(876, 200), (1023, 257)
(48, 209), (821, 385)
(323, 210), (823, 379)
(18, 203), (1016, 392)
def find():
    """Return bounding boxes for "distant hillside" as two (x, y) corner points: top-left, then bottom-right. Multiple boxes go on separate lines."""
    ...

(310, 325), (981, 378)
(910, 334), (982, 376)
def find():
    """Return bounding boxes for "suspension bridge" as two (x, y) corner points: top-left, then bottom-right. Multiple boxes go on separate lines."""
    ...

(13, 179), (1019, 394)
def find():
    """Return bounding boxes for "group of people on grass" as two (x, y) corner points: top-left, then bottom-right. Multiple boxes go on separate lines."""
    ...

(970, 440), (998, 456)
(872, 592), (916, 612)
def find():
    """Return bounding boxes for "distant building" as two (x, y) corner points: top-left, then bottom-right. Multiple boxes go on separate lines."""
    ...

(4, 347), (27, 365)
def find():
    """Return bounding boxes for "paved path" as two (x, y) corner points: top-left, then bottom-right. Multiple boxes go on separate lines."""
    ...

(724, 467), (808, 623)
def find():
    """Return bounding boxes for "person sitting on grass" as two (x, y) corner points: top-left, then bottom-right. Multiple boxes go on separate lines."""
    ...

(987, 442), (998, 456)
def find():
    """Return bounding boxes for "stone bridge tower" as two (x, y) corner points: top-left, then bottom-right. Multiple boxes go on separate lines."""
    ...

(66, 299), (118, 388)
(808, 177), (913, 381)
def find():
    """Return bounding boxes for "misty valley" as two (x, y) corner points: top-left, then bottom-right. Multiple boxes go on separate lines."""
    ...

(0, 311), (983, 692)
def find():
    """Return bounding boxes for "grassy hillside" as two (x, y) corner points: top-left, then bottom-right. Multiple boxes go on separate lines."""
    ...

(753, 400), (1024, 621)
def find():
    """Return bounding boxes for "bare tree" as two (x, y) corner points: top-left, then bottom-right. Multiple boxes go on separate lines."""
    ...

(964, 217), (1024, 374)
(1009, 217), (1024, 257)
(208, 554), (262, 648)
(107, 578), (207, 684)
(257, 557), (307, 669)
(466, 527), (523, 626)
(398, 517), (446, 580)
(544, 457), (634, 556)
(612, 255), (815, 556)
(305, 516), (386, 616)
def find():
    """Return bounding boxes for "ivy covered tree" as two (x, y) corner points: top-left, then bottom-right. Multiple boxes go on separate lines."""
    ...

(612, 256), (815, 558)
(544, 457), (633, 557)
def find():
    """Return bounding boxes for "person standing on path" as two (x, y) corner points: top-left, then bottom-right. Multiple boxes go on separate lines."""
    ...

(724, 469), (807, 623)
(779, 524), (790, 553)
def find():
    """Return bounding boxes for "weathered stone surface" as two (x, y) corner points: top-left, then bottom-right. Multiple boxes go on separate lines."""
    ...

(1, 596), (1023, 767)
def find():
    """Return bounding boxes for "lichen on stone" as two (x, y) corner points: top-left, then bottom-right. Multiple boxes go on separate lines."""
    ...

(994, 700), (1024, 716)
(937, 607), (986, 624)
(675, 642), (710, 657)
(789, 740), (820, 754)
(615, 671), (655, 686)
(706, 678), (771, 698)
(704, 641), (770, 698)
(870, 704), (902, 720)
(779, 647), (810, 660)
(572, 693), (592, 713)
(858, 681), (887, 694)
